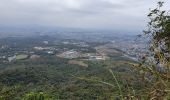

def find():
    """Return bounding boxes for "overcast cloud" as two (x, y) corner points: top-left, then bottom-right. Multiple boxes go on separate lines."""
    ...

(0, 0), (169, 33)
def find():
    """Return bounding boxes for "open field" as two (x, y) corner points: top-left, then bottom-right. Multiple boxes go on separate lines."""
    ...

(68, 60), (88, 68)
(16, 54), (29, 60)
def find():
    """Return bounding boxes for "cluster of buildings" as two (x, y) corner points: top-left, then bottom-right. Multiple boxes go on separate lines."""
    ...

(57, 49), (107, 61)
(57, 50), (80, 59)
(0, 40), (109, 63)
(111, 40), (148, 61)
(33, 46), (56, 55)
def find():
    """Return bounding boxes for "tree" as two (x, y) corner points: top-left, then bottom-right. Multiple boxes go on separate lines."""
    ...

(145, 1), (170, 69)
(137, 1), (170, 99)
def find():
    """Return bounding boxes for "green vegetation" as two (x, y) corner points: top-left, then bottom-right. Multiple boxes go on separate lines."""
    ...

(0, 1), (169, 100)
(22, 92), (54, 100)
(0, 54), (139, 99)
(131, 1), (170, 99)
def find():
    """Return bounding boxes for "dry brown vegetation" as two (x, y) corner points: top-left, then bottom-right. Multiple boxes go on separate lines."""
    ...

(68, 60), (88, 68)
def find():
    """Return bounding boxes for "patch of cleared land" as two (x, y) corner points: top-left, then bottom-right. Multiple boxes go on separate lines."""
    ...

(95, 45), (122, 57)
(16, 54), (28, 60)
(68, 60), (88, 67)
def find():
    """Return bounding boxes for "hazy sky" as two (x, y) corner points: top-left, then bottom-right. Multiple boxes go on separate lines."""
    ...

(0, 0), (169, 33)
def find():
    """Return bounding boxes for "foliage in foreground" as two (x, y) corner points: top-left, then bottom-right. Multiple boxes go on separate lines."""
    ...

(134, 1), (170, 99)
(22, 92), (55, 100)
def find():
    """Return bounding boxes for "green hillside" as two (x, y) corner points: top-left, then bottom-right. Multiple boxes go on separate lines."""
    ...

(0, 55), (142, 100)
